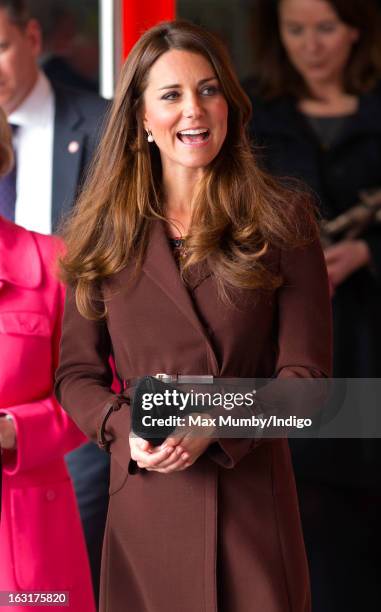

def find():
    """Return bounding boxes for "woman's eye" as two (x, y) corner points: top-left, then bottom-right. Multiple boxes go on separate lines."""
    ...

(285, 25), (303, 36)
(200, 85), (219, 96)
(161, 91), (180, 101)
(317, 22), (337, 33)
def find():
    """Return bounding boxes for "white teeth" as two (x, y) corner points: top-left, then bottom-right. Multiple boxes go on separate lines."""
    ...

(178, 128), (209, 136)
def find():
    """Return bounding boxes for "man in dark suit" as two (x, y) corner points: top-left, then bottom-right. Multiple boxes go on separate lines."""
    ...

(0, 0), (109, 602)
(0, 0), (108, 232)
(50, 81), (107, 231)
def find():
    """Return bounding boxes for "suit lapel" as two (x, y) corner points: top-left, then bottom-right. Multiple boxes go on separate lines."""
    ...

(51, 86), (85, 231)
(143, 220), (219, 375)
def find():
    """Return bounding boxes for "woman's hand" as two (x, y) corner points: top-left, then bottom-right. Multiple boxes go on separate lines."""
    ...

(129, 435), (178, 470)
(160, 433), (215, 472)
(129, 413), (216, 474)
(324, 240), (371, 292)
(0, 415), (17, 450)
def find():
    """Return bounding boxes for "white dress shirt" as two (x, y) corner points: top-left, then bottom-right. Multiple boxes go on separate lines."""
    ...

(9, 71), (55, 235)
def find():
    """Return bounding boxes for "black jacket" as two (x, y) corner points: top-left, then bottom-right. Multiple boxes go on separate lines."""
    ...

(51, 82), (109, 231)
(246, 84), (381, 378)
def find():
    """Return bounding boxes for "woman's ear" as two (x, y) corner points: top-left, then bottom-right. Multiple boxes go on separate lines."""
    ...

(141, 104), (148, 131)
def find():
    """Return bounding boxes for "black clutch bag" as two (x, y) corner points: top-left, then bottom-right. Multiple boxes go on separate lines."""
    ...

(131, 376), (182, 446)
(131, 375), (210, 446)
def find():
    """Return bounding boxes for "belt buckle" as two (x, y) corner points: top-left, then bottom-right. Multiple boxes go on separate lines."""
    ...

(154, 373), (214, 384)
(154, 373), (177, 383)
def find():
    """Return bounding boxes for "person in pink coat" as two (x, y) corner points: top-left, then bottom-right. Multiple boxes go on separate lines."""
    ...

(0, 110), (95, 612)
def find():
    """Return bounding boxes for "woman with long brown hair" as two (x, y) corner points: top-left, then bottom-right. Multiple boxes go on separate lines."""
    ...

(55, 20), (331, 612)
(248, 0), (381, 375)
(246, 0), (381, 609)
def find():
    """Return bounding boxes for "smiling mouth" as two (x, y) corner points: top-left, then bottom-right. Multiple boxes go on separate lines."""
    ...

(177, 128), (210, 145)
(306, 63), (326, 69)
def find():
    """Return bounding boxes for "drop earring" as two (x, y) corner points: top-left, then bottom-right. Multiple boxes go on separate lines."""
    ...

(146, 129), (154, 143)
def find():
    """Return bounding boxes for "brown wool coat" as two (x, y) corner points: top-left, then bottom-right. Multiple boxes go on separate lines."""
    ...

(55, 220), (332, 612)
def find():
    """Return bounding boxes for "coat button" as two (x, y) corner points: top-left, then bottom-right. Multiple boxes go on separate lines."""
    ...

(46, 489), (56, 501)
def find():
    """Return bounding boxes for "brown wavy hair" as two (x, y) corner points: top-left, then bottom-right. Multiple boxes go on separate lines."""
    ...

(60, 19), (317, 319)
(251, 0), (381, 99)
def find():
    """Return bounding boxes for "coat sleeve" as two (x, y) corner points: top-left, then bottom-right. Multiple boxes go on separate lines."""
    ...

(55, 288), (132, 473)
(1, 283), (86, 475)
(208, 237), (333, 468)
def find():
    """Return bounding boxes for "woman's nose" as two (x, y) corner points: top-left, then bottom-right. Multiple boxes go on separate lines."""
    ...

(302, 31), (321, 55)
(182, 93), (203, 118)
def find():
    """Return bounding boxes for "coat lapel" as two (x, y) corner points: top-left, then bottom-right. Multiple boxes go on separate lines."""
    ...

(51, 86), (86, 231)
(183, 259), (212, 291)
(142, 220), (219, 374)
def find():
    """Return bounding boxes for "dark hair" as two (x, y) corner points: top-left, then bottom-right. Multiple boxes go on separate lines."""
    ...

(60, 20), (316, 319)
(251, 0), (381, 99)
(0, 0), (30, 28)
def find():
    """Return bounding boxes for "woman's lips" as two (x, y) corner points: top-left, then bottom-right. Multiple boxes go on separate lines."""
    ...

(177, 129), (210, 145)
(305, 62), (326, 69)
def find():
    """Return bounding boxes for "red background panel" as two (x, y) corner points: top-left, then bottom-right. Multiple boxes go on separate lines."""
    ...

(122, 0), (176, 59)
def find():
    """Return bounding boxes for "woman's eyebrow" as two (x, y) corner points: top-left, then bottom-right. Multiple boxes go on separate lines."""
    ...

(157, 76), (218, 91)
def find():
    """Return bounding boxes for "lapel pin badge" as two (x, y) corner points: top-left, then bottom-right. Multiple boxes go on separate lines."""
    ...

(68, 140), (80, 154)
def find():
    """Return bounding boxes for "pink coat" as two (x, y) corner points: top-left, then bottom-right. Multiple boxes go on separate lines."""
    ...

(0, 217), (95, 612)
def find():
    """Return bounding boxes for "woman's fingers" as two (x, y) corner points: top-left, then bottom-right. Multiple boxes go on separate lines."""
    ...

(147, 451), (190, 473)
(135, 438), (151, 453)
(136, 446), (174, 468)
(129, 435), (191, 470)
(129, 435), (174, 467)
(148, 444), (188, 469)
(163, 432), (186, 447)
(129, 429), (213, 473)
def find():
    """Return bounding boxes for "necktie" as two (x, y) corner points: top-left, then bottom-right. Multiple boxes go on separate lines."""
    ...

(0, 124), (18, 222)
